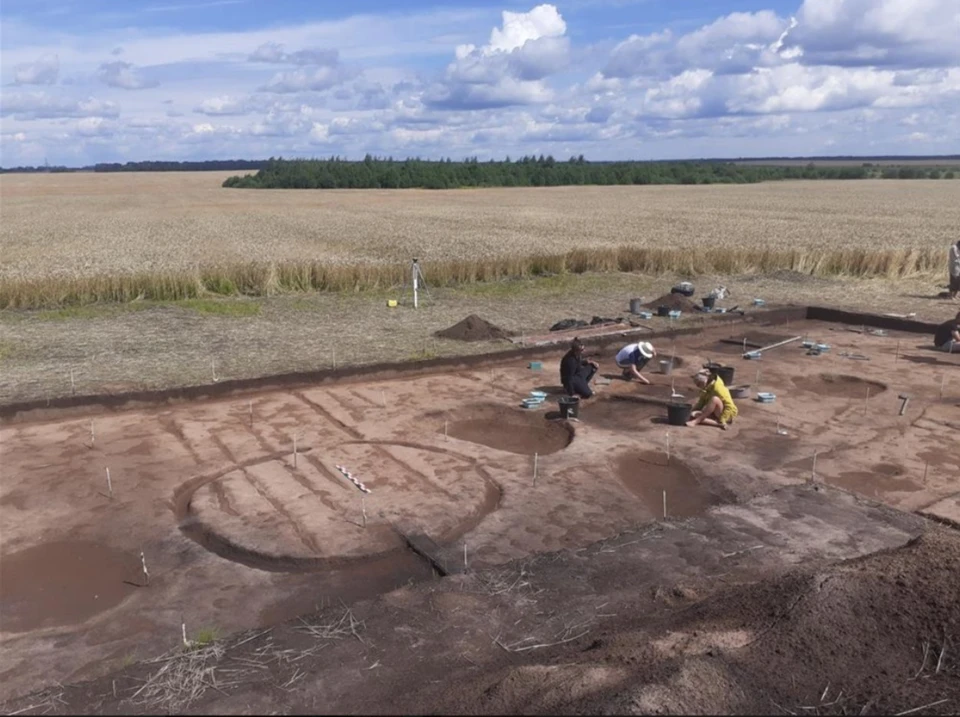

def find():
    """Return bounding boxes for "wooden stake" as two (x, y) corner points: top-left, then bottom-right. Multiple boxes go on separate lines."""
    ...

(811, 452), (818, 482)
(662, 490), (667, 519)
(90, 420), (95, 446)
(361, 497), (367, 528)
(211, 359), (217, 382)
(332, 348), (337, 370)
(140, 550), (150, 586)
(533, 452), (539, 485)
(895, 340), (901, 363)
(293, 435), (298, 468)
(248, 400), (253, 426)
(922, 462), (929, 484)
(106, 467), (113, 498)
(464, 542), (468, 569)
(182, 621), (189, 648)
(444, 420), (448, 440)
(742, 338), (747, 353)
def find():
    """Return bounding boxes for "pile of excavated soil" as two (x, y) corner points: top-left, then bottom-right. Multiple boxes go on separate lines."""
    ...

(424, 530), (960, 715)
(644, 293), (699, 313)
(434, 315), (516, 342)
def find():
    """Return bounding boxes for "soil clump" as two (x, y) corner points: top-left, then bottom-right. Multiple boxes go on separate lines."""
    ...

(435, 315), (516, 342)
(643, 293), (699, 313)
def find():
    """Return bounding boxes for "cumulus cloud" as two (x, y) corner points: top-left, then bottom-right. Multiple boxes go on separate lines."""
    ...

(97, 61), (159, 90)
(14, 54), (60, 85)
(261, 65), (357, 93)
(195, 95), (251, 115)
(0, 91), (120, 120)
(249, 42), (340, 67)
(426, 4), (570, 111)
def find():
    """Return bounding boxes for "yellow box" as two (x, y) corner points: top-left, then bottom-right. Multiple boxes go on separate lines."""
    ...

(387, 299), (398, 308)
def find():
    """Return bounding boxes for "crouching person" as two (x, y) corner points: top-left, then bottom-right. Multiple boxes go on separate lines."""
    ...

(560, 338), (599, 398)
(687, 370), (738, 430)
(615, 341), (656, 384)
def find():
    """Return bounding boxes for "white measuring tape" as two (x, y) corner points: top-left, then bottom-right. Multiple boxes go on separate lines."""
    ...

(335, 465), (371, 494)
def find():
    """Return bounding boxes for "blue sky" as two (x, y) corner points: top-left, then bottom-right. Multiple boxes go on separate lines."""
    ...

(1, 0), (958, 165)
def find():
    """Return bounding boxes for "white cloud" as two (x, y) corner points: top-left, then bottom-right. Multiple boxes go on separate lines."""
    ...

(427, 4), (570, 111)
(249, 42), (339, 66)
(0, 91), (120, 120)
(195, 95), (251, 115)
(261, 65), (357, 93)
(97, 61), (159, 90)
(14, 54), (59, 85)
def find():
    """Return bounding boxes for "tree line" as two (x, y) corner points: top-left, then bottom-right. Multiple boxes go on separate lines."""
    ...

(222, 155), (956, 189)
(0, 160), (267, 174)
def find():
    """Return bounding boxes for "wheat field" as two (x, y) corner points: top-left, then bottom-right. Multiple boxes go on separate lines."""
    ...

(1, 172), (958, 308)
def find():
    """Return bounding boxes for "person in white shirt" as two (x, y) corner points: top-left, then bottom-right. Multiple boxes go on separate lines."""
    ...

(614, 341), (656, 384)
(949, 239), (960, 300)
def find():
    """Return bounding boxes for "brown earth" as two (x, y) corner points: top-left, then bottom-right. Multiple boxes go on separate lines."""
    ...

(0, 316), (958, 714)
(434, 314), (516, 342)
(644, 292), (700, 313)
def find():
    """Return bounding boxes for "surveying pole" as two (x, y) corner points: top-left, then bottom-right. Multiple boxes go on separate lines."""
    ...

(412, 258), (420, 309)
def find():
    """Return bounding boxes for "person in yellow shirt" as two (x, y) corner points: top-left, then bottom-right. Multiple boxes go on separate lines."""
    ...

(687, 369), (738, 430)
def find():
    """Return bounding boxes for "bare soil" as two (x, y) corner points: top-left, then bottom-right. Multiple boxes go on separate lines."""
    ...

(1, 315), (957, 714)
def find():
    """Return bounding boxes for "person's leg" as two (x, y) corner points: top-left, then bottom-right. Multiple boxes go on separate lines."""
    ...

(687, 397), (722, 427)
(570, 375), (593, 398)
(583, 364), (598, 383)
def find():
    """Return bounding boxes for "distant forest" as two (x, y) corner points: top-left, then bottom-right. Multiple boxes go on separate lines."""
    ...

(0, 159), (266, 174)
(221, 155), (957, 189)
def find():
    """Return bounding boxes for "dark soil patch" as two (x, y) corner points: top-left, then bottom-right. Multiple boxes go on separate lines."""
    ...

(615, 449), (721, 519)
(0, 541), (139, 633)
(581, 395), (669, 431)
(444, 404), (573, 455)
(434, 315), (515, 342)
(829, 462), (922, 497)
(798, 373), (889, 399)
(643, 293), (699, 313)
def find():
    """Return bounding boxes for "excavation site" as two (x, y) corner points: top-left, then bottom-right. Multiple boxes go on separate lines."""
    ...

(0, 306), (958, 715)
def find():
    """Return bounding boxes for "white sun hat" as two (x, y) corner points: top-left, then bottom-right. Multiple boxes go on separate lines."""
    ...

(638, 342), (654, 358)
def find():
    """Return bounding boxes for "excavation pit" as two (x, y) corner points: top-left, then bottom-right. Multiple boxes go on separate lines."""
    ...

(799, 374), (889, 399)
(580, 395), (664, 431)
(444, 404), (574, 455)
(0, 541), (139, 633)
(615, 449), (723, 519)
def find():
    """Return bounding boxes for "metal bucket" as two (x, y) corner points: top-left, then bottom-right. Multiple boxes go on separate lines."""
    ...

(659, 359), (673, 375)
(629, 298), (644, 314)
(558, 395), (580, 420)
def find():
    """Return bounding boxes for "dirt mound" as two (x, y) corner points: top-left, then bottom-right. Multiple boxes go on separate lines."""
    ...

(434, 315), (515, 342)
(643, 293), (699, 312)
(425, 530), (960, 715)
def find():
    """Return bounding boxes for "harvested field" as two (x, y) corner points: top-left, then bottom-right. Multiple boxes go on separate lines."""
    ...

(1, 313), (957, 715)
(1, 173), (958, 307)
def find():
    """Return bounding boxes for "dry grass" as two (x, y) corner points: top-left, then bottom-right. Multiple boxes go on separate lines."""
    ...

(1, 173), (957, 308)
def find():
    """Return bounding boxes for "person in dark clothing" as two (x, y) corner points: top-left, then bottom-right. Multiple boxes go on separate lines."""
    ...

(560, 338), (599, 398)
(934, 311), (960, 353)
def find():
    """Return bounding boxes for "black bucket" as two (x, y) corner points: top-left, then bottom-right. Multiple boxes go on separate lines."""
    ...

(713, 365), (735, 386)
(629, 298), (644, 314)
(701, 296), (716, 309)
(657, 305), (670, 317)
(558, 395), (580, 420)
(667, 403), (692, 426)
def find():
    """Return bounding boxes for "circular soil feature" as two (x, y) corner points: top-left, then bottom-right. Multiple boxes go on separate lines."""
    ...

(615, 450), (722, 519)
(445, 404), (573, 455)
(580, 395), (663, 431)
(830, 462), (921, 496)
(177, 442), (499, 572)
(0, 541), (139, 633)
(797, 374), (888, 399)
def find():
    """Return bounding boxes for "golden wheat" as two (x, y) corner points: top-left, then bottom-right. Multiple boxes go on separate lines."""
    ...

(1, 172), (957, 308)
